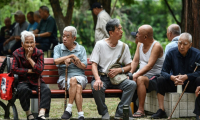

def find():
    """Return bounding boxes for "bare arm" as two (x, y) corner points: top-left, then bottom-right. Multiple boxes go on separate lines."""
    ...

(130, 42), (141, 73)
(54, 54), (74, 65)
(33, 29), (39, 34)
(92, 62), (103, 90)
(35, 32), (51, 37)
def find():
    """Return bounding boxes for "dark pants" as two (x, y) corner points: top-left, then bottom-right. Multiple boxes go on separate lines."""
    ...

(157, 76), (200, 115)
(17, 82), (51, 112)
(91, 75), (137, 117)
(35, 37), (51, 52)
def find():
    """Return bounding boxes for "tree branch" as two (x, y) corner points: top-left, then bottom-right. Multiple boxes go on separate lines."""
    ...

(64, 0), (74, 26)
(164, 0), (181, 26)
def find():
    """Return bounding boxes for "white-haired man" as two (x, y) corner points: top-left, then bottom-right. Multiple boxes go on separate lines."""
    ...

(151, 33), (200, 118)
(54, 26), (87, 120)
(11, 31), (51, 120)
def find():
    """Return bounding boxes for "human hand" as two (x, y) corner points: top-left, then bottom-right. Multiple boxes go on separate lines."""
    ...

(93, 79), (103, 90)
(107, 68), (121, 78)
(26, 47), (33, 59)
(71, 54), (81, 66)
(3, 39), (10, 46)
(133, 73), (139, 82)
(195, 86), (200, 97)
(64, 58), (72, 67)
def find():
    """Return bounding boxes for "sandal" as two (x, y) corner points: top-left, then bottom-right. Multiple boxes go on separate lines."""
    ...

(27, 114), (35, 120)
(132, 112), (146, 118)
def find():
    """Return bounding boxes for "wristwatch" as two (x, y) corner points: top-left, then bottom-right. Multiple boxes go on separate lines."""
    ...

(121, 68), (124, 73)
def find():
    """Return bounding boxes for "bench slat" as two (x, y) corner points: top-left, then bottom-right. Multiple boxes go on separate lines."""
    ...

(32, 89), (122, 94)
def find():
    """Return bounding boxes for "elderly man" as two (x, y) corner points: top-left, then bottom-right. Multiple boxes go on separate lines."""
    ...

(90, 18), (136, 120)
(165, 24), (181, 56)
(151, 33), (200, 118)
(90, 2), (111, 42)
(34, 6), (58, 51)
(54, 26), (87, 120)
(3, 11), (28, 54)
(11, 31), (51, 120)
(130, 25), (164, 118)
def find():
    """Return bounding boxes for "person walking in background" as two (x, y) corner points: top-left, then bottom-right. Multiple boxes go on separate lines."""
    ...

(90, 2), (111, 42)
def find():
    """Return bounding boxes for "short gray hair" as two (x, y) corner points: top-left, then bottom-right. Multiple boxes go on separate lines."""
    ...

(21, 31), (35, 44)
(34, 10), (40, 18)
(168, 24), (181, 35)
(40, 6), (49, 13)
(179, 32), (192, 43)
(63, 26), (77, 37)
(106, 18), (120, 35)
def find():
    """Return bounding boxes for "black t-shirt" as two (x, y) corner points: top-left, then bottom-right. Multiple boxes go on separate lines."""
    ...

(37, 15), (57, 40)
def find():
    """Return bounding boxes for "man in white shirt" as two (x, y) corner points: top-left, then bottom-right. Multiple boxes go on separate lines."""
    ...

(90, 2), (111, 42)
(90, 18), (136, 120)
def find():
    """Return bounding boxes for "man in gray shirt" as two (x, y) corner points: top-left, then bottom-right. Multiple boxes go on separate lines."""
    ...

(90, 18), (136, 120)
(90, 2), (111, 42)
(3, 11), (28, 54)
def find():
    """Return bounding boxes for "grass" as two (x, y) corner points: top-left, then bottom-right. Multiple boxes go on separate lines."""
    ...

(0, 84), (197, 120)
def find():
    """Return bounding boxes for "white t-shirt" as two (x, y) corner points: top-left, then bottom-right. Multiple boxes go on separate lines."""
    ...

(90, 39), (132, 73)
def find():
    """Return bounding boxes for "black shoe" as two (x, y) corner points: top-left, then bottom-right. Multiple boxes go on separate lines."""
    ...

(78, 116), (85, 120)
(27, 114), (35, 120)
(151, 109), (167, 119)
(61, 111), (72, 119)
(36, 115), (45, 120)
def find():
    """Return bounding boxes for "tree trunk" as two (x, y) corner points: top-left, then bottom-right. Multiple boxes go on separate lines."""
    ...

(49, 0), (74, 42)
(88, 0), (111, 30)
(183, 0), (200, 49)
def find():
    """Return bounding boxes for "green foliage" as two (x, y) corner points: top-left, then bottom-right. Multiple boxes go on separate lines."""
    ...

(0, 0), (182, 56)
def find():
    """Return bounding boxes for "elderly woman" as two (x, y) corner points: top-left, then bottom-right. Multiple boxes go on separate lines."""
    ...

(11, 31), (51, 120)
(54, 26), (87, 120)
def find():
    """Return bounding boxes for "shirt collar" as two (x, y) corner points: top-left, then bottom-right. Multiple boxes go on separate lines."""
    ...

(171, 36), (180, 42)
(97, 10), (105, 18)
(177, 47), (191, 58)
(61, 41), (80, 52)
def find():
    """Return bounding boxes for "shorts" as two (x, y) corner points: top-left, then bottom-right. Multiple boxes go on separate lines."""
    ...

(58, 76), (87, 90)
(147, 75), (160, 93)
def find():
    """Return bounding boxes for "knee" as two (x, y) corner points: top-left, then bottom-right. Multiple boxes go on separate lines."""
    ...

(128, 80), (137, 89)
(17, 87), (30, 94)
(43, 87), (51, 95)
(70, 77), (77, 87)
(76, 84), (82, 94)
(137, 76), (146, 85)
(157, 76), (166, 85)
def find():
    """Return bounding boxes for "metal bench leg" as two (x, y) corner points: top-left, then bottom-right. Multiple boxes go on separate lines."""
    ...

(5, 102), (18, 120)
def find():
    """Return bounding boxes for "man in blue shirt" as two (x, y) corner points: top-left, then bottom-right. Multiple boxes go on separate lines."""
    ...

(165, 24), (181, 56)
(54, 26), (87, 120)
(27, 11), (38, 31)
(151, 33), (200, 118)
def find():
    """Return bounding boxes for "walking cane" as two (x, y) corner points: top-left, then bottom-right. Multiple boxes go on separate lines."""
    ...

(64, 66), (68, 111)
(168, 62), (200, 119)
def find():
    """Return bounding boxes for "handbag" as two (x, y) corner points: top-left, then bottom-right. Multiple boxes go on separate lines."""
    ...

(107, 43), (127, 85)
(0, 56), (14, 100)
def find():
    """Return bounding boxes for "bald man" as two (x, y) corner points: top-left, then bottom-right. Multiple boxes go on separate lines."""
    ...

(130, 25), (165, 118)
(165, 24), (181, 56)
(3, 12), (28, 54)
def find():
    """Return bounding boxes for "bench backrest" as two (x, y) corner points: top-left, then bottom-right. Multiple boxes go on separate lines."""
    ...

(0, 57), (93, 84)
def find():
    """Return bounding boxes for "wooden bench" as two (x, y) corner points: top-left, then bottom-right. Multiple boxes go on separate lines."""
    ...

(0, 57), (123, 119)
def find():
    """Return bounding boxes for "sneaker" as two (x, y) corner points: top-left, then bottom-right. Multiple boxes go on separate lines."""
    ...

(61, 111), (72, 119)
(114, 116), (122, 119)
(102, 112), (110, 120)
(151, 109), (167, 119)
(78, 116), (85, 120)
